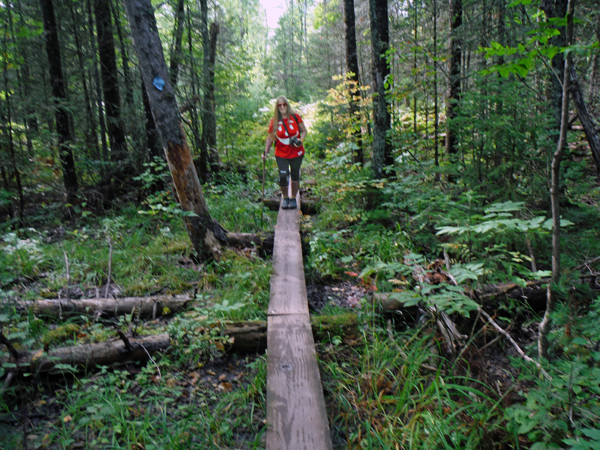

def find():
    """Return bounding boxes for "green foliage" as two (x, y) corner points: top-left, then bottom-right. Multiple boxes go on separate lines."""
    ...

(321, 323), (509, 449)
(505, 299), (600, 450)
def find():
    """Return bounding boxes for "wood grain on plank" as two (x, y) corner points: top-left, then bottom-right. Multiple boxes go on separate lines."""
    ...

(266, 315), (333, 450)
(269, 231), (306, 313)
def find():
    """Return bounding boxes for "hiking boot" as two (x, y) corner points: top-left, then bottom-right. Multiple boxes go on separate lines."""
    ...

(282, 197), (290, 209)
(288, 198), (297, 210)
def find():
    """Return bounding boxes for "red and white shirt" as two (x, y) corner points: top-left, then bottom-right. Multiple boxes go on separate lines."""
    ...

(268, 114), (305, 159)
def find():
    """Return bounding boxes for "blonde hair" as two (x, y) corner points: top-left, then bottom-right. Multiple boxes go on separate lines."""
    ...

(269, 96), (297, 139)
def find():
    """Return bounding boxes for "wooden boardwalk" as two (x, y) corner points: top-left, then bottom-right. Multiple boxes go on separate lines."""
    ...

(266, 193), (333, 450)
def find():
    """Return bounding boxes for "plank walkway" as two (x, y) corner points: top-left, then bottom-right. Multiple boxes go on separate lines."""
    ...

(266, 192), (333, 450)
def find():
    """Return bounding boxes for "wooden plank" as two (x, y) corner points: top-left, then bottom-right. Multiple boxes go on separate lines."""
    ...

(268, 228), (307, 315)
(266, 314), (333, 450)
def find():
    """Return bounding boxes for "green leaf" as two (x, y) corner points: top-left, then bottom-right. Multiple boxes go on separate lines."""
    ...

(582, 428), (600, 441)
(514, 65), (529, 77)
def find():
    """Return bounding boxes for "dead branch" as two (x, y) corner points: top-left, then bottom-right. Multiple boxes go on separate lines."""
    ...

(477, 307), (551, 380)
(116, 330), (134, 352)
(0, 331), (20, 361)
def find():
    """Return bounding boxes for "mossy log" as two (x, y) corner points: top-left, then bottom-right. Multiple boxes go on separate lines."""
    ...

(224, 313), (358, 353)
(3, 333), (170, 374)
(262, 198), (319, 215)
(369, 292), (419, 318)
(225, 232), (274, 255)
(0, 315), (358, 375)
(17, 295), (192, 319)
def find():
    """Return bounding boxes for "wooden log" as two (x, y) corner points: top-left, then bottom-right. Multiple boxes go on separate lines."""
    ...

(225, 232), (274, 255)
(16, 295), (192, 319)
(223, 313), (358, 353)
(3, 333), (169, 373)
(370, 292), (419, 318)
(262, 198), (319, 215)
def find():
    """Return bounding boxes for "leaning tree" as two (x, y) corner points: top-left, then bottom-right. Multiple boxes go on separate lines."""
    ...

(123, 0), (224, 261)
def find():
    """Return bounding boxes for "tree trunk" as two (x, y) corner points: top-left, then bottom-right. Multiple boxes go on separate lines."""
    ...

(88, 0), (109, 171)
(433, 0), (439, 171)
(569, 66), (600, 174)
(186, 6), (205, 180)
(539, 0), (574, 360)
(141, 80), (162, 163)
(17, 295), (193, 319)
(446, 0), (462, 159)
(123, 0), (222, 261)
(94, 0), (128, 163)
(200, 0), (220, 176)
(4, 334), (170, 374)
(67, 0), (99, 164)
(169, 0), (186, 86)
(343, 0), (363, 164)
(368, 0), (392, 178)
(39, 0), (79, 203)
(540, 0), (569, 141)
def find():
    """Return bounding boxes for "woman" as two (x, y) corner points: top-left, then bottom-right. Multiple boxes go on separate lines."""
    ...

(263, 96), (307, 210)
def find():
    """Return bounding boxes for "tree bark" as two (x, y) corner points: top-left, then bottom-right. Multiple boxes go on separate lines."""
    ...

(445, 0), (462, 159)
(16, 295), (192, 319)
(3, 334), (170, 374)
(368, 0), (392, 178)
(67, 0), (99, 164)
(200, 0), (220, 175)
(169, 0), (186, 86)
(343, 0), (363, 164)
(39, 0), (79, 203)
(540, 0), (569, 140)
(88, 0), (109, 170)
(123, 0), (221, 261)
(141, 80), (162, 163)
(539, 0), (574, 360)
(94, 0), (128, 163)
(569, 66), (600, 174)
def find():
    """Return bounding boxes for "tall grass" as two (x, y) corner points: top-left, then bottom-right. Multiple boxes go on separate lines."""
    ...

(320, 316), (511, 449)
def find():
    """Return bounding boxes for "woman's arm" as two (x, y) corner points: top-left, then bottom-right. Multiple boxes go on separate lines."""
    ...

(299, 122), (307, 142)
(263, 134), (275, 160)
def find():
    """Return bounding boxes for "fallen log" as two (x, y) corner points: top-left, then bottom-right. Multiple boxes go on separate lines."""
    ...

(225, 232), (274, 255)
(262, 198), (319, 215)
(3, 333), (170, 374)
(0, 315), (358, 376)
(223, 313), (358, 353)
(16, 295), (192, 319)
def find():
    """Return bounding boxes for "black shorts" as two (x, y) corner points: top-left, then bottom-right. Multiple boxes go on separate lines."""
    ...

(275, 155), (304, 187)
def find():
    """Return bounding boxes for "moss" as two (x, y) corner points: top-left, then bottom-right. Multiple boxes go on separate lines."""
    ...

(39, 289), (58, 299)
(42, 324), (81, 346)
(311, 312), (358, 341)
